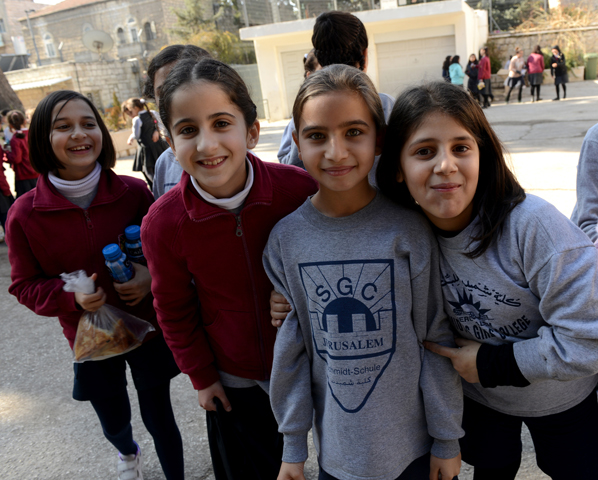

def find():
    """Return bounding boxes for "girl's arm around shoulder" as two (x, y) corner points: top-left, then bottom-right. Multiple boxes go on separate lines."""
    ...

(511, 196), (598, 382)
(410, 234), (464, 458)
(571, 123), (598, 242)
(267, 162), (319, 202)
(263, 231), (313, 465)
(6, 200), (79, 316)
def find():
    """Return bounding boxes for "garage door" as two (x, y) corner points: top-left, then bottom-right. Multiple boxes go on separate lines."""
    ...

(281, 50), (307, 118)
(377, 35), (456, 97)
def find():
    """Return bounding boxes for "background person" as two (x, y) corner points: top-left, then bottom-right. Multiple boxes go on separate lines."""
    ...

(478, 47), (492, 108)
(505, 48), (525, 104)
(465, 53), (481, 105)
(3, 110), (39, 197)
(449, 55), (465, 87)
(442, 55), (452, 82)
(527, 45), (545, 102)
(550, 45), (568, 101)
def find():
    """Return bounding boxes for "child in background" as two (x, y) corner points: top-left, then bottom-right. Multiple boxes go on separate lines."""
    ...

(141, 44), (211, 199)
(6, 90), (184, 480)
(0, 160), (14, 241)
(449, 55), (465, 87)
(3, 110), (39, 197)
(141, 58), (318, 479)
(263, 65), (463, 480)
(122, 97), (168, 190)
(376, 81), (598, 480)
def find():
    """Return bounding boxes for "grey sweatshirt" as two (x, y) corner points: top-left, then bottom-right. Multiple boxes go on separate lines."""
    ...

(153, 147), (183, 199)
(571, 123), (598, 242)
(263, 194), (463, 480)
(439, 194), (598, 417)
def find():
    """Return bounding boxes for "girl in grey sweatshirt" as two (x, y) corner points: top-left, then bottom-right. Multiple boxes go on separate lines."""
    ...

(376, 81), (598, 480)
(264, 65), (463, 480)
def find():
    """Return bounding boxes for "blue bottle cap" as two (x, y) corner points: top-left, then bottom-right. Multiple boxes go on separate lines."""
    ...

(125, 225), (141, 241)
(102, 243), (123, 261)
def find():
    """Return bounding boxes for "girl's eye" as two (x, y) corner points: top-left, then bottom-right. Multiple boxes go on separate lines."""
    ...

(308, 132), (324, 140)
(454, 145), (470, 153)
(180, 126), (196, 135)
(55, 124), (70, 130)
(346, 129), (361, 137)
(415, 148), (433, 157)
(215, 120), (230, 128)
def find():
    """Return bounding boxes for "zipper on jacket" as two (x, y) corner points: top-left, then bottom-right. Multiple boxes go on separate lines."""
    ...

(83, 210), (93, 229)
(235, 215), (243, 237)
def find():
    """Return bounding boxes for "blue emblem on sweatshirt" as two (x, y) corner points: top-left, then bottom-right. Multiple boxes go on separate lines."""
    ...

(299, 260), (396, 413)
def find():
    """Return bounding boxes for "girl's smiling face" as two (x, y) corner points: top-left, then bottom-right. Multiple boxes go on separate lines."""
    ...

(167, 81), (259, 199)
(398, 112), (479, 232)
(294, 91), (380, 198)
(50, 99), (103, 181)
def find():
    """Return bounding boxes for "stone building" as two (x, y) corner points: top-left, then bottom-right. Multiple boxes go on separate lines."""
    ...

(0, 0), (38, 67)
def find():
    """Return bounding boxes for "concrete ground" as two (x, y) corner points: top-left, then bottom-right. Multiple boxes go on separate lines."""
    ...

(1, 80), (597, 479)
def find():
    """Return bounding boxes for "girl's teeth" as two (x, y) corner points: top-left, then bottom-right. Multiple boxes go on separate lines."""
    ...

(202, 158), (224, 166)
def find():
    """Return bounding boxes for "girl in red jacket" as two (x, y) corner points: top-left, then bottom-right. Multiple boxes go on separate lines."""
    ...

(6, 90), (184, 480)
(3, 110), (39, 197)
(141, 58), (318, 479)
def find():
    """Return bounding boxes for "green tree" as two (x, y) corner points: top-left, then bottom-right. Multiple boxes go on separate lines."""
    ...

(466, 0), (544, 31)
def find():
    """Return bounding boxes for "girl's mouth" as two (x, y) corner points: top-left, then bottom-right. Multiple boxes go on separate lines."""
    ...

(432, 183), (460, 192)
(324, 166), (355, 177)
(198, 156), (226, 167)
(68, 145), (92, 152)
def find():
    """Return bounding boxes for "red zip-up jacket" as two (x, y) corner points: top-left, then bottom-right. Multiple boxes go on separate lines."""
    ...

(5, 130), (39, 181)
(141, 153), (318, 390)
(7, 170), (158, 348)
(478, 56), (491, 81)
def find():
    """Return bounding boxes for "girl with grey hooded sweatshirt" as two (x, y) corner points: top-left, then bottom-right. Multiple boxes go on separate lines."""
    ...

(376, 81), (598, 480)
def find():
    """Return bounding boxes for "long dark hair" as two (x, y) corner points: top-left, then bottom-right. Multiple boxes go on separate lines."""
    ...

(442, 55), (452, 70)
(377, 82), (525, 258)
(450, 55), (460, 65)
(312, 11), (368, 71)
(159, 58), (257, 138)
(28, 90), (115, 175)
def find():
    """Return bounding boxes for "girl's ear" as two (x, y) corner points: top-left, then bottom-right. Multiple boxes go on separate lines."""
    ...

(396, 169), (404, 183)
(165, 135), (175, 154)
(246, 120), (260, 149)
(292, 130), (302, 160)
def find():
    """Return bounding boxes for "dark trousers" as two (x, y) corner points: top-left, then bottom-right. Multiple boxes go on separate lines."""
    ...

(319, 452), (458, 480)
(91, 382), (184, 480)
(555, 83), (567, 99)
(530, 84), (541, 100)
(461, 392), (598, 480)
(506, 85), (523, 102)
(206, 385), (283, 480)
(15, 178), (37, 198)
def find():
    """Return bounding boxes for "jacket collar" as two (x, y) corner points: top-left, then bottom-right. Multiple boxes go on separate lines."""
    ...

(180, 152), (272, 221)
(32, 169), (129, 211)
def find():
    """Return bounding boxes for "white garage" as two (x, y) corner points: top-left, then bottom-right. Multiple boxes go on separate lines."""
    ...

(241, 1), (487, 121)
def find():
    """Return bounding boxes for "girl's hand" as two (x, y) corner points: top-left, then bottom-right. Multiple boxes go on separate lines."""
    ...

(74, 273), (106, 312)
(430, 453), (461, 480)
(198, 380), (231, 412)
(552, 62), (557, 68)
(152, 130), (160, 143)
(278, 462), (306, 480)
(271, 290), (291, 327)
(423, 338), (481, 383)
(112, 263), (151, 306)
(127, 138), (133, 145)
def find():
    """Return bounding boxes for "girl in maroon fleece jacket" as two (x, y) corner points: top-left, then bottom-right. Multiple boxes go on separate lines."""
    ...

(141, 58), (318, 479)
(6, 91), (184, 480)
(3, 110), (39, 197)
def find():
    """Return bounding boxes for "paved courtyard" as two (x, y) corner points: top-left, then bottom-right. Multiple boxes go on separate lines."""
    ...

(1, 80), (597, 479)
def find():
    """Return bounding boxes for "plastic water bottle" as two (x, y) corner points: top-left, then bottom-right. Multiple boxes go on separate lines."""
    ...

(102, 243), (134, 283)
(124, 225), (145, 264)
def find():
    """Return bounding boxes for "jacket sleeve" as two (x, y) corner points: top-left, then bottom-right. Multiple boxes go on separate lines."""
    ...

(411, 240), (464, 460)
(263, 233), (312, 463)
(6, 207), (79, 317)
(570, 125), (598, 242)
(5, 139), (23, 166)
(514, 240), (598, 383)
(141, 210), (219, 390)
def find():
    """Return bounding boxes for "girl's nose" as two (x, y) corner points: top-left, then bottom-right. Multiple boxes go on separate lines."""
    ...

(324, 136), (348, 163)
(71, 128), (87, 139)
(434, 149), (458, 175)
(196, 131), (217, 154)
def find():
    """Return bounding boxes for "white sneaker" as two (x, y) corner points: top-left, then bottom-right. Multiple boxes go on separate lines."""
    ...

(117, 442), (143, 480)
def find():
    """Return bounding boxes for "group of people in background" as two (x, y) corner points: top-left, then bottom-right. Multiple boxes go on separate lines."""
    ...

(443, 44), (570, 107)
(3, 8), (598, 480)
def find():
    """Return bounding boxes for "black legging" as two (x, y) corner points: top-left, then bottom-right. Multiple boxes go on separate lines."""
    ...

(90, 382), (184, 480)
(555, 84), (566, 99)
(473, 460), (521, 480)
(506, 82), (523, 103)
(530, 84), (541, 100)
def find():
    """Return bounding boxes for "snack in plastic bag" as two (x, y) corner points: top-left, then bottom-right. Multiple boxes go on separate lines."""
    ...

(61, 270), (155, 362)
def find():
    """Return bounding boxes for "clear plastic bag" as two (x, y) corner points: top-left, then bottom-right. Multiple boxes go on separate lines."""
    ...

(61, 270), (155, 363)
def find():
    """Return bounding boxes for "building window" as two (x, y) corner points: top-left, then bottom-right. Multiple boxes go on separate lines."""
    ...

(143, 22), (155, 41)
(82, 23), (92, 33)
(127, 18), (138, 43)
(0, 19), (6, 33)
(117, 27), (126, 45)
(44, 34), (56, 57)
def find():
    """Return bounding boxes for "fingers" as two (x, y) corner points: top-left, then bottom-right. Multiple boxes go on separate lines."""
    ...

(201, 396), (217, 412)
(271, 319), (283, 328)
(217, 391), (232, 412)
(454, 337), (478, 348)
(423, 341), (458, 359)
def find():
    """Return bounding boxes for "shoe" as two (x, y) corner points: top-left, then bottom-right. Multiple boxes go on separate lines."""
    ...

(0, 226), (4, 243)
(531, 98), (535, 102)
(538, 97), (542, 101)
(505, 100), (509, 104)
(552, 98), (560, 101)
(118, 443), (143, 480)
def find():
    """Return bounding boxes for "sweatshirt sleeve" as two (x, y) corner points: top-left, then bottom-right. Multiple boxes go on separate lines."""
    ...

(6, 207), (78, 317)
(411, 241), (464, 460)
(263, 232), (312, 463)
(571, 125), (598, 242)
(141, 208), (219, 390)
(6, 138), (23, 165)
(514, 241), (598, 382)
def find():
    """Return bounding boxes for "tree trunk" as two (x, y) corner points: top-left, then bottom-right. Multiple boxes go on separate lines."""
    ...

(0, 67), (24, 112)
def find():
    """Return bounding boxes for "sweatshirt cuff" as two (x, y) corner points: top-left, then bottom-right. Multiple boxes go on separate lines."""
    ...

(57, 290), (79, 313)
(477, 343), (530, 388)
(281, 433), (309, 464)
(430, 439), (460, 460)
(189, 363), (220, 390)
